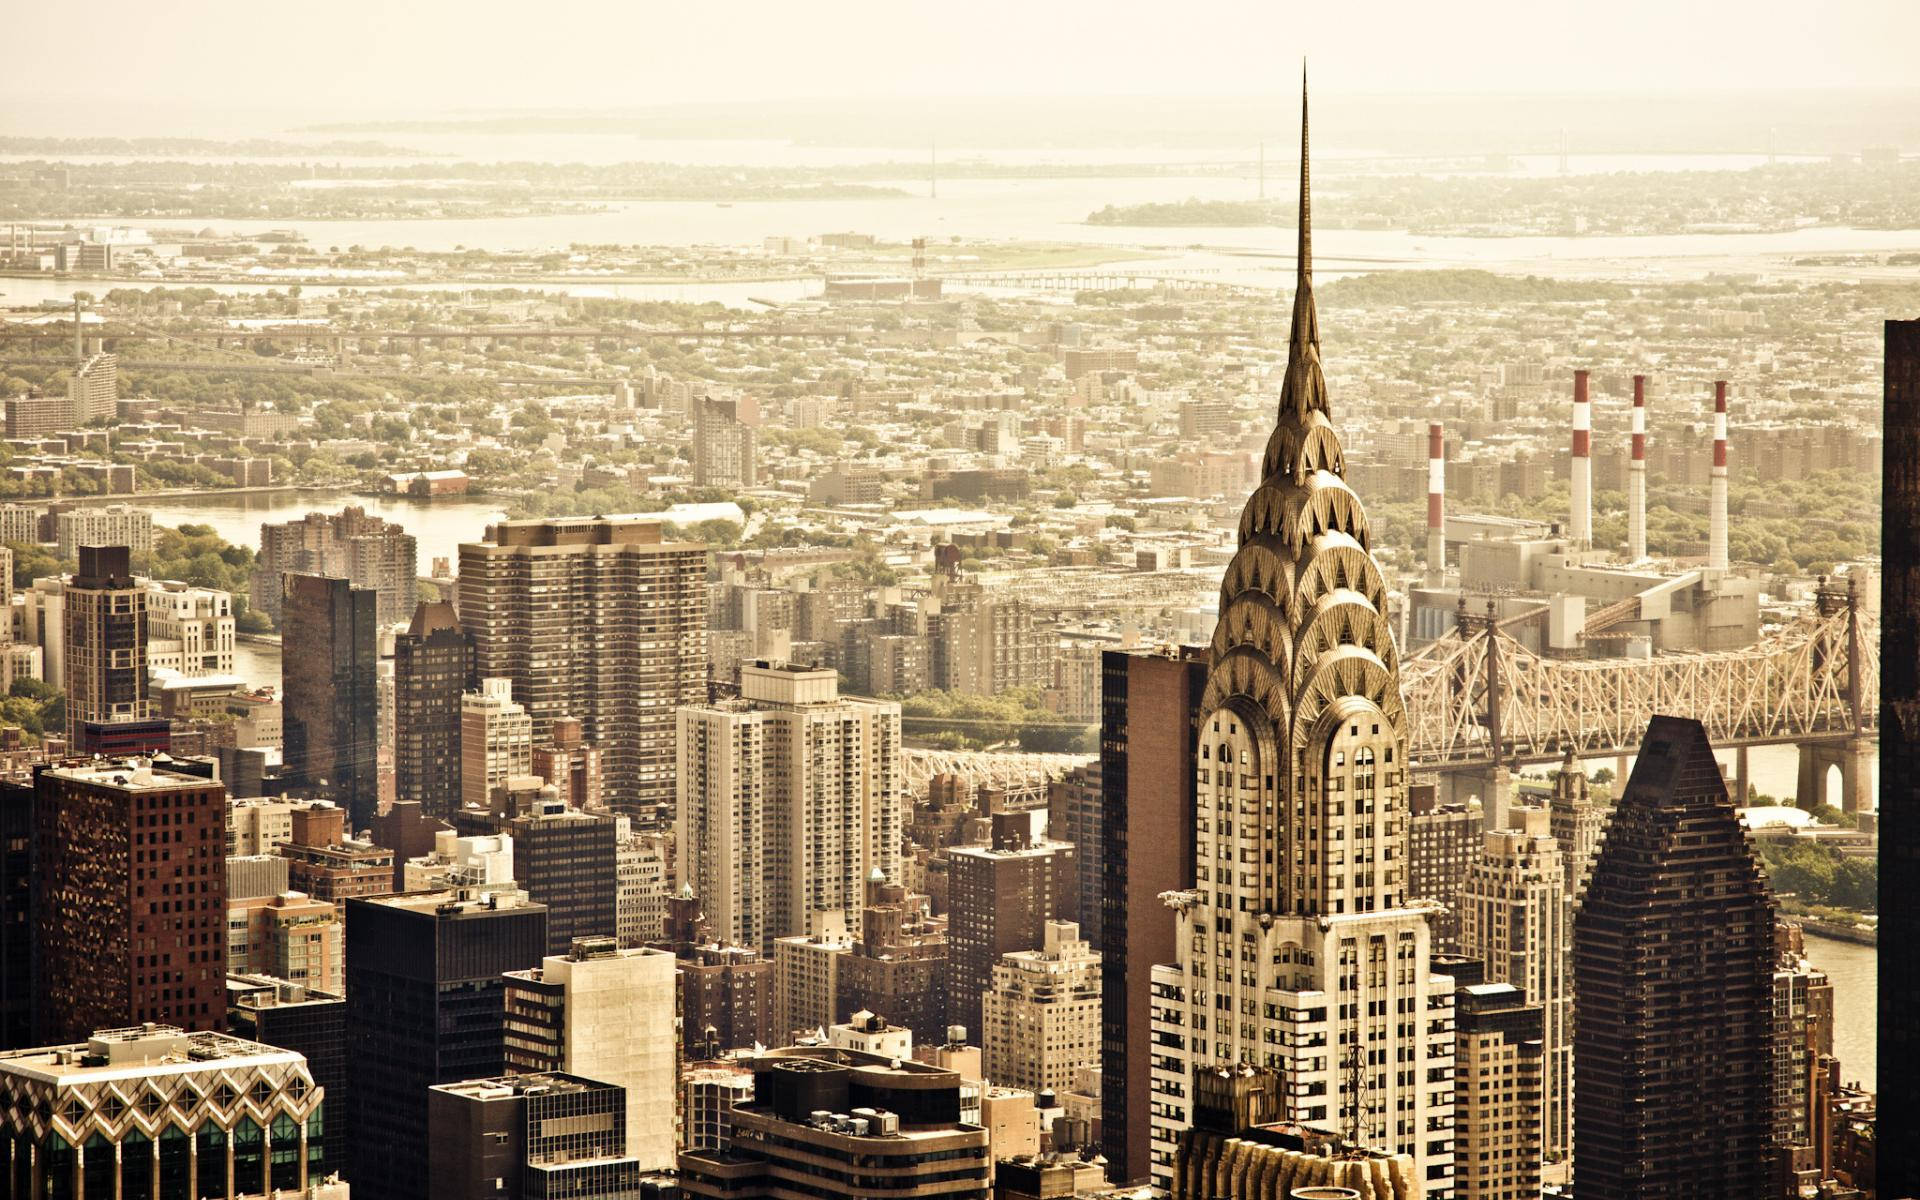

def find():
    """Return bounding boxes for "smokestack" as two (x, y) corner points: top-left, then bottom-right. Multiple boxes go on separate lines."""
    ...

(1709, 379), (1729, 572)
(1426, 422), (1445, 585)
(1628, 374), (1647, 560)
(1570, 369), (1592, 550)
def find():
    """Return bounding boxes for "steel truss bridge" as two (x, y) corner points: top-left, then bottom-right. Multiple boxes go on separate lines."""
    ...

(1402, 579), (1876, 779)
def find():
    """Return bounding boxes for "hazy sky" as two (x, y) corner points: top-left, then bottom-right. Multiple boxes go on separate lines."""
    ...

(7, 0), (1919, 129)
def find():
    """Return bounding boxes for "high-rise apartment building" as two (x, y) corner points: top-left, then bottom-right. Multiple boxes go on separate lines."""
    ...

(1146, 89), (1455, 1196)
(67, 350), (117, 424)
(458, 516), (709, 821)
(1453, 980), (1545, 1200)
(225, 890), (344, 995)
(32, 758), (226, 1042)
(679, 946), (775, 1058)
(1771, 923), (1836, 1178)
(0, 780), (32, 1050)
(280, 573), (378, 830)
(501, 937), (680, 1171)
(981, 920), (1100, 1096)
(693, 395), (756, 489)
(1879, 317), (1920, 1198)
(677, 661), (901, 952)
(772, 925), (852, 1041)
(345, 888), (548, 1200)
(253, 507), (417, 627)
(1457, 805), (1571, 1165)
(1098, 644), (1205, 1184)
(461, 677), (532, 811)
(62, 545), (156, 750)
(1547, 749), (1606, 898)
(143, 580), (235, 677)
(275, 800), (395, 902)
(0, 1025), (325, 1200)
(1573, 715), (1774, 1200)
(394, 600), (470, 819)
(946, 812), (1077, 1043)
(1046, 762), (1104, 950)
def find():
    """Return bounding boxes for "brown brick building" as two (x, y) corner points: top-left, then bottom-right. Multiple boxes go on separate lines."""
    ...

(32, 759), (226, 1042)
(945, 812), (1076, 1042)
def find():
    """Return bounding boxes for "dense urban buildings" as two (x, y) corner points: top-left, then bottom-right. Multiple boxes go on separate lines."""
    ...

(393, 599), (470, 819)
(457, 786), (618, 956)
(946, 811), (1077, 1043)
(980, 919), (1101, 1095)
(1882, 316), (1920, 1199)
(458, 515), (709, 821)
(1573, 715), (1775, 1199)
(280, 573), (379, 830)
(344, 888), (548, 1200)
(676, 661), (902, 952)
(1146, 92), (1455, 1195)
(460, 676), (532, 811)
(228, 975), (349, 1179)
(428, 1072), (644, 1200)
(1453, 978), (1546, 1200)
(32, 758), (226, 1042)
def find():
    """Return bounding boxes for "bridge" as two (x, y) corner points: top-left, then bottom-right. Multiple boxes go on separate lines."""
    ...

(934, 268), (1269, 296)
(0, 322), (859, 347)
(901, 747), (1091, 798)
(1402, 576), (1877, 812)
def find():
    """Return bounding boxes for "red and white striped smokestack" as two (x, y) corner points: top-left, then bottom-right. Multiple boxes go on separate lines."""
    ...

(1427, 422), (1445, 584)
(1709, 379), (1729, 572)
(1570, 369), (1592, 550)
(1628, 374), (1647, 561)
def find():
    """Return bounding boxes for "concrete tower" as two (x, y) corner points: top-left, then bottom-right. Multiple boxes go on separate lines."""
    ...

(1628, 374), (1648, 561)
(1147, 76), (1454, 1195)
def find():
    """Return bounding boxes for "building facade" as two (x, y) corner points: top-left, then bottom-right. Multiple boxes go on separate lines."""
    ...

(32, 759), (226, 1042)
(458, 516), (709, 822)
(252, 507), (417, 628)
(946, 813), (1077, 1043)
(1454, 980), (1544, 1200)
(144, 580), (235, 678)
(62, 545), (155, 749)
(0, 1025), (325, 1200)
(461, 677), (533, 811)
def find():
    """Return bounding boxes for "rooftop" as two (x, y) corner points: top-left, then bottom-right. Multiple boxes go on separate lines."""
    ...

(0, 1026), (301, 1086)
(43, 758), (218, 792)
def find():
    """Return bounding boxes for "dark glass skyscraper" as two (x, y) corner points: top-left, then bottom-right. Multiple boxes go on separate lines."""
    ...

(344, 890), (547, 1200)
(393, 600), (470, 820)
(1880, 317), (1920, 1197)
(1573, 715), (1774, 1200)
(281, 573), (379, 830)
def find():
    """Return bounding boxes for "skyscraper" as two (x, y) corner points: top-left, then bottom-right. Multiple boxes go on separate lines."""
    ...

(345, 889), (548, 1200)
(62, 544), (157, 751)
(32, 759), (226, 1042)
(1453, 980), (1544, 1200)
(676, 661), (902, 951)
(1573, 715), (1774, 1199)
(1880, 316), (1920, 1198)
(461, 677), (532, 811)
(458, 516), (709, 822)
(1547, 748), (1606, 898)
(1457, 806), (1570, 1165)
(693, 395), (756, 489)
(393, 600), (469, 819)
(1147, 81), (1454, 1195)
(456, 786), (618, 957)
(1097, 644), (1206, 1183)
(281, 573), (379, 830)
